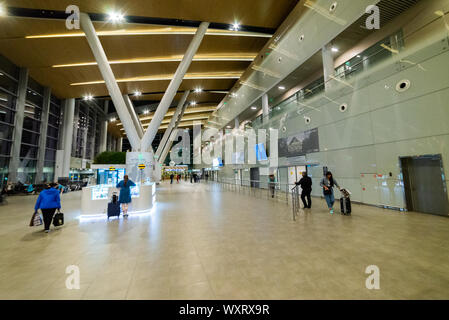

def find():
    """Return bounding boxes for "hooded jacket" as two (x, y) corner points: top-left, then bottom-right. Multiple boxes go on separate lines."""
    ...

(35, 188), (61, 211)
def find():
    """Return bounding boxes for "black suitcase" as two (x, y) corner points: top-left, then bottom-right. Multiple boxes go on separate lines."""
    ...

(107, 193), (120, 219)
(340, 197), (351, 215)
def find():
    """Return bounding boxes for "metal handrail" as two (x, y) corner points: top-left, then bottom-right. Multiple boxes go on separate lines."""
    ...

(207, 178), (299, 219)
(291, 185), (300, 221)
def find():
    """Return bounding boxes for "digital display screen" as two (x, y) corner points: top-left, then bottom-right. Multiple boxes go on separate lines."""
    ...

(91, 185), (109, 200)
(255, 143), (268, 161)
(130, 186), (140, 198)
(213, 157), (223, 167)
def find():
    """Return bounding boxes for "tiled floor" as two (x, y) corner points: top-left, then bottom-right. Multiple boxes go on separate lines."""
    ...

(0, 181), (448, 300)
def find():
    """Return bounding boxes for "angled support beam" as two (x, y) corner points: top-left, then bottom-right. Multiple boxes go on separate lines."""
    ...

(155, 90), (190, 160)
(159, 99), (189, 164)
(141, 21), (209, 152)
(80, 12), (141, 151)
(123, 94), (144, 139)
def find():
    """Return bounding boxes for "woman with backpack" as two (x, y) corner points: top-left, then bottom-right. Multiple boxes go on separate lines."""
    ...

(320, 171), (341, 215)
(34, 183), (61, 233)
(116, 175), (136, 217)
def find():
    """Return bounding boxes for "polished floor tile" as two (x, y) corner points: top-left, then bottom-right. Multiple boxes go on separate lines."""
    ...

(0, 181), (448, 299)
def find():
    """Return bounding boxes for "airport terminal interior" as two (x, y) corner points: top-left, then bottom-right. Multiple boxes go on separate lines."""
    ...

(0, 0), (449, 300)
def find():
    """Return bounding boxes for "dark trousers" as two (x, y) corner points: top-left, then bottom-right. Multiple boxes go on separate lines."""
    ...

(301, 191), (312, 208)
(41, 208), (56, 230)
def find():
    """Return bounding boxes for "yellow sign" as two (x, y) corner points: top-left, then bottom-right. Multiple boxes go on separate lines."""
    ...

(109, 167), (116, 171)
(138, 164), (146, 169)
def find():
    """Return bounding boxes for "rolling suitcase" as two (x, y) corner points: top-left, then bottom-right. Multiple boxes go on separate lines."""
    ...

(340, 188), (352, 215)
(107, 193), (121, 219)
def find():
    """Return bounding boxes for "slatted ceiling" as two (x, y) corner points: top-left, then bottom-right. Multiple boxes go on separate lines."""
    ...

(10, 0), (298, 29)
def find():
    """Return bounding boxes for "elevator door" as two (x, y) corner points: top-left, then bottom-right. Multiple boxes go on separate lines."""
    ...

(401, 155), (449, 216)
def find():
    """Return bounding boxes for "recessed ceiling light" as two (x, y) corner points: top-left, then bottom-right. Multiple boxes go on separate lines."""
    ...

(143, 110), (149, 115)
(83, 95), (93, 101)
(232, 23), (240, 30)
(134, 91), (142, 96)
(108, 11), (125, 23)
(194, 88), (203, 93)
(190, 101), (197, 106)
(331, 47), (339, 53)
(226, 125), (232, 128)
(0, 72), (3, 76)
(251, 106), (257, 110)
(357, 55), (361, 58)
(278, 86), (286, 90)
(110, 118), (116, 122)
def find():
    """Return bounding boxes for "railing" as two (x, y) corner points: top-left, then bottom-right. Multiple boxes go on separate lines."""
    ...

(206, 177), (301, 220)
(291, 185), (300, 221)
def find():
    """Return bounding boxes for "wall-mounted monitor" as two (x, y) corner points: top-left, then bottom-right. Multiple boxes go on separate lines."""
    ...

(255, 143), (268, 161)
(213, 157), (223, 167)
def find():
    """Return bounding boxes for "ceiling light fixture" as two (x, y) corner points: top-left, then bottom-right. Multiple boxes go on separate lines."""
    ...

(143, 110), (149, 115)
(110, 118), (116, 122)
(190, 101), (197, 106)
(278, 86), (286, 90)
(232, 23), (240, 31)
(194, 88), (203, 93)
(83, 95), (93, 101)
(71, 72), (242, 86)
(52, 54), (256, 68)
(331, 47), (339, 53)
(134, 91), (142, 96)
(251, 106), (257, 110)
(108, 11), (125, 23)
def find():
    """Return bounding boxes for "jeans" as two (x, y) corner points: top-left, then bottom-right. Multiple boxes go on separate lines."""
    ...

(41, 208), (56, 230)
(324, 192), (335, 209)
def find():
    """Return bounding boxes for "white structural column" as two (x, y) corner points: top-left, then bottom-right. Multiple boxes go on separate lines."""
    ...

(8, 68), (29, 183)
(117, 137), (123, 152)
(155, 90), (190, 160)
(62, 98), (75, 177)
(234, 117), (239, 129)
(159, 100), (189, 164)
(99, 100), (108, 153)
(262, 94), (269, 124)
(80, 13), (141, 151)
(322, 43), (335, 91)
(90, 110), (97, 159)
(35, 87), (51, 183)
(123, 94), (144, 139)
(141, 22), (209, 152)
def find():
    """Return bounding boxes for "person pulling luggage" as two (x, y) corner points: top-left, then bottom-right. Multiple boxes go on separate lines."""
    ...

(320, 171), (341, 215)
(296, 171), (312, 209)
(116, 175), (136, 217)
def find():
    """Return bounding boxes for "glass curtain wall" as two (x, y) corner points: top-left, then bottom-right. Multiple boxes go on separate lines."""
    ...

(0, 59), (19, 188)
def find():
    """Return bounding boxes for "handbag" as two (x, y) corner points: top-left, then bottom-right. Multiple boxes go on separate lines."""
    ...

(323, 187), (332, 195)
(53, 211), (64, 227)
(29, 212), (43, 227)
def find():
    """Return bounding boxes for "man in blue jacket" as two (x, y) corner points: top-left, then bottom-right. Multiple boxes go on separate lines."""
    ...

(34, 183), (61, 233)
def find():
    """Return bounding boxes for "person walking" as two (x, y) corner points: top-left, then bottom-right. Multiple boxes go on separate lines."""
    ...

(320, 171), (341, 215)
(116, 175), (136, 217)
(296, 172), (312, 209)
(268, 174), (276, 198)
(34, 183), (61, 233)
(170, 173), (174, 184)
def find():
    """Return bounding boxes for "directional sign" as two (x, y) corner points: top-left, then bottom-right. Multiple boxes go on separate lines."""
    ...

(109, 167), (116, 171)
(138, 164), (146, 170)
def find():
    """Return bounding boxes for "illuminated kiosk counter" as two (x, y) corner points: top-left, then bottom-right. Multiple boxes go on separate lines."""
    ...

(81, 183), (156, 216)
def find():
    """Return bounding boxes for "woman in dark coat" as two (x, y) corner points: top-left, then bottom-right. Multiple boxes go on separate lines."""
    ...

(116, 175), (136, 217)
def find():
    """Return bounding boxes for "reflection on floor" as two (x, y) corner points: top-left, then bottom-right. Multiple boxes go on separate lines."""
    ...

(0, 181), (448, 300)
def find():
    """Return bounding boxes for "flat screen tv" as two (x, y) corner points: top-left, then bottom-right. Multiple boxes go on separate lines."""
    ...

(255, 143), (268, 161)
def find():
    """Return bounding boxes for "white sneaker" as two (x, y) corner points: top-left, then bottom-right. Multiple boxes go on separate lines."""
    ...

(44, 230), (50, 233)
